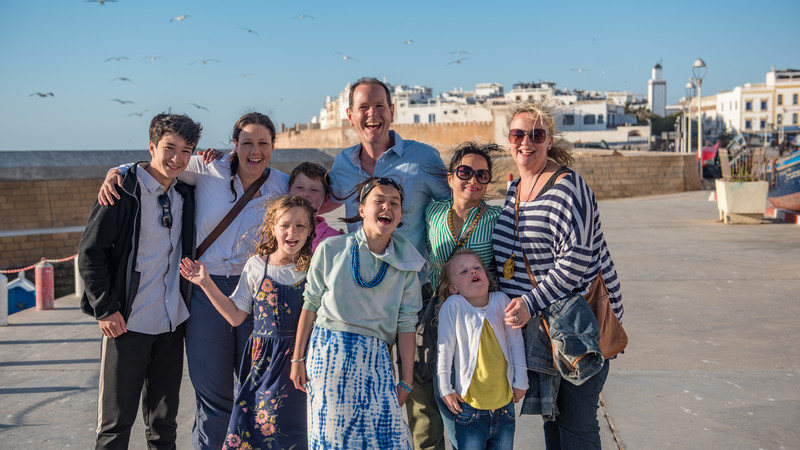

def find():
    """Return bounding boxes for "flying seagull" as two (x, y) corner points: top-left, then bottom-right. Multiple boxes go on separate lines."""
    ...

(87, 0), (118, 5)
(237, 73), (256, 78)
(447, 58), (468, 66)
(111, 77), (132, 82)
(170, 14), (189, 22)
(336, 52), (356, 62)
(570, 68), (592, 73)
(190, 103), (209, 111)
(112, 98), (135, 104)
(240, 27), (259, 35)
(142, 56), (165, 61)
(450, 51), (469, 56)
(106, 56), (129, 62)
(404, 40), (414, 45)
(190, 59), (220, 65)
(30, 92), (54, 98)
(293, 14), (314, 19)
(129, 110), (148, 117)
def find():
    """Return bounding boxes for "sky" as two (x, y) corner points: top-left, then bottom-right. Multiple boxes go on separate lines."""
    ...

(1, 0), (798, 151)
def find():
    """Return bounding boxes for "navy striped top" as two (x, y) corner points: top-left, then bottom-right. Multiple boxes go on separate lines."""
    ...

(492, 171), (624, 321)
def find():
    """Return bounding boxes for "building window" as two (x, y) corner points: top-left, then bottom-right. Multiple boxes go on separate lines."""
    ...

(778, 94), (783, 105)
(598, 115), (604, 124)
(563, 114), (575, 125)
(745, 120), (752, 129)
(428, 113), (436, 123)
(761, 101), (767, 110)
(452, 109), (458, 114)
(583, 115), (596, 125)
(760, 120), (766, 129)
(794, 94), (799, 105)
(413, 114), (420, 124)
(794, 113), (798, 125)
(745, 101), (752, 111)
(777, 114), (783, 125)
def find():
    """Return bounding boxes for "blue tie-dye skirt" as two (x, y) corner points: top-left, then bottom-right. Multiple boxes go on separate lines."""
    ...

(306, 327), (412, 449)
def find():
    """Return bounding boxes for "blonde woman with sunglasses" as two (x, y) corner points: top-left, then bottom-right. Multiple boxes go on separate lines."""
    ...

(492, 102), (624, 449)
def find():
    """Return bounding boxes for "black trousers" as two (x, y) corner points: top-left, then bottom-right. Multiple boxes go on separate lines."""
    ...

(95, 326), (185, 450)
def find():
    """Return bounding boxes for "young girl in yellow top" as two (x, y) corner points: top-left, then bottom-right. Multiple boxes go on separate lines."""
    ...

(436, 249), (528, 449)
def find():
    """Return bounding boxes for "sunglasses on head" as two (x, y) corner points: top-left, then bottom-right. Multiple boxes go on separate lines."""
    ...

(508, 128), (548, 145)
(158, 193), (173, 229)
(453, 165), (492, 184)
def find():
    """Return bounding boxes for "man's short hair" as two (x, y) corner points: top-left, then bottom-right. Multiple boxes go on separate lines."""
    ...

(149, 113), (203, 149)
(348, 77), (392, 110)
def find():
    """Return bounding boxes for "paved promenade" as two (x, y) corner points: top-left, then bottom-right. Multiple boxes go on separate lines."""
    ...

(1, 190), (798, 449)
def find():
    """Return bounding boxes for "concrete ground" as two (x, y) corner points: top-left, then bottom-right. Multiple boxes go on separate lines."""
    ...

(1, 189), (798, 449)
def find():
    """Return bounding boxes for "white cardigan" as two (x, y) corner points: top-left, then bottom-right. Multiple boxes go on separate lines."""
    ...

(436, 292), (529, 399)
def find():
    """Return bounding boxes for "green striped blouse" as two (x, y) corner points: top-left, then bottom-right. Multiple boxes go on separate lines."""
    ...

(424, 199), (502, 295)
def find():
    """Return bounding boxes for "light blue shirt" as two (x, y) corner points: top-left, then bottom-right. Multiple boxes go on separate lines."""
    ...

(127, 168), (190, 334)
(328, 131), (451, 282)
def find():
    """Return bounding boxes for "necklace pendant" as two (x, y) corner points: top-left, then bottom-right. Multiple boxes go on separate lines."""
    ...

(503, 254), (515, 280)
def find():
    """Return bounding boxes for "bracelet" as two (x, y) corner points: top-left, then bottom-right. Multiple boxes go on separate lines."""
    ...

(397, 380), (413, 393)
(290, 357), (305, 363)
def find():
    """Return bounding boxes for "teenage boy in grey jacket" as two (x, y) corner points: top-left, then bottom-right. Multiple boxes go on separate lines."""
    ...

(79, 113), (201, 450)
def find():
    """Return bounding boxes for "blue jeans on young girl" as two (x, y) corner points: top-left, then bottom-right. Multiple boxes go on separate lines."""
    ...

(454, 400), (515, 449)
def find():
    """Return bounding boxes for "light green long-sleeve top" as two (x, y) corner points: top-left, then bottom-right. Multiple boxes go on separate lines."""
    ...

(302, 228), (424, 345)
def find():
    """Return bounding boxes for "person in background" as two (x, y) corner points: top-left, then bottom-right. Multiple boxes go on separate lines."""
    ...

(97, 112), (290, 450)
(79, 113), (202, 449)
(493, 102), (623, 449)
(288, 162), (343, 250)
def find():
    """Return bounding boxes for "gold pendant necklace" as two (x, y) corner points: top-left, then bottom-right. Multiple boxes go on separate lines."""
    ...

(448, 202), (483, 249)
(504, 161), (548, 280)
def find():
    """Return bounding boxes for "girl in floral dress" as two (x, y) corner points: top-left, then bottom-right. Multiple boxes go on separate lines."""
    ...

(181, 195), (316, 450)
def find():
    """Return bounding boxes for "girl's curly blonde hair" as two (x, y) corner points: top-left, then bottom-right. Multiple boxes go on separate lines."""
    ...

(254, 195), (316, 272)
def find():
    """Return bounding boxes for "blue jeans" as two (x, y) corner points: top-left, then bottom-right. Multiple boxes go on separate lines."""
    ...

(454, 401), (515, 450)
(434, 371), (458, 448)
(184, 274), (253, 450)
(543, 360), (610, 450)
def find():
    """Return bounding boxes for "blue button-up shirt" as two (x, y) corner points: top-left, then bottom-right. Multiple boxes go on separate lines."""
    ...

(328, 131), (451, 282)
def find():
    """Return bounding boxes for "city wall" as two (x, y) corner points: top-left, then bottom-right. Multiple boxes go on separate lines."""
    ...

(0, 149), (699, 297)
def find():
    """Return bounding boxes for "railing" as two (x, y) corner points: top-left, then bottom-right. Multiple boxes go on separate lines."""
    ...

(718, 134), (765, 182)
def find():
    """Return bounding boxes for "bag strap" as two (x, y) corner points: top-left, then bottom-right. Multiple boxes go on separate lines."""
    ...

(196, 168), (270, 259)
(514, 165), (573, 287)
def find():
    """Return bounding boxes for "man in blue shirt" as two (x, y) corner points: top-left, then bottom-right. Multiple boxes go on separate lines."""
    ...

(327, 77), (451, 450)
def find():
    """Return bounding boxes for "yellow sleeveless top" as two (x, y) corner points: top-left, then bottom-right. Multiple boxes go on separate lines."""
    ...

(463, 319), (512, 409)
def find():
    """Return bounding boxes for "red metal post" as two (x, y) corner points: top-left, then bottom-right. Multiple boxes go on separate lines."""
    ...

(35, 259), (54, 310)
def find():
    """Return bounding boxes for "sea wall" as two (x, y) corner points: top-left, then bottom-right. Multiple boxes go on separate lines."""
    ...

(0, 149), (699, 297)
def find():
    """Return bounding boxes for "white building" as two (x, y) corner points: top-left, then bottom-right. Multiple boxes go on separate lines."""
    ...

(647, 63), (667, 117)
(670, 67), (800, 141)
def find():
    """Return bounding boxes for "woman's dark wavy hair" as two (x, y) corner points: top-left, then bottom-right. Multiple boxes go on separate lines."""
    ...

(446, 141), (502, 181)
(228, 112), (277, 201)
(253, 195), (316, 272)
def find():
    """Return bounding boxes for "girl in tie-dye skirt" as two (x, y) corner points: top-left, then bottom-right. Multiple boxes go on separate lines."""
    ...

(290, 177), (424, 449)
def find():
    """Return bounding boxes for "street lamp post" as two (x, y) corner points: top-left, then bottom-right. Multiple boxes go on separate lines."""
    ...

(692, 58), (707, 179)
(686, 80), (696, 156)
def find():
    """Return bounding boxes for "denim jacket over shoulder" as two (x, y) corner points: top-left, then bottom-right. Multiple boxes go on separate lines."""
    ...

(521, 293), (604, 419)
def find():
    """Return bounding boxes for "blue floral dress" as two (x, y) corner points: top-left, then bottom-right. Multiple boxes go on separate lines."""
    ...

(223, 266), (307, 450)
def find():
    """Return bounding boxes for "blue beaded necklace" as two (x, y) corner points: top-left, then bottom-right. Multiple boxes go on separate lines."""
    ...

(350, 237), (389, 288)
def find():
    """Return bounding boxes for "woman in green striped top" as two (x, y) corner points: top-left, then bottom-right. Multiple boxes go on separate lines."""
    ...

(425, 141), (503, 448)
(425, 141), (503, 293)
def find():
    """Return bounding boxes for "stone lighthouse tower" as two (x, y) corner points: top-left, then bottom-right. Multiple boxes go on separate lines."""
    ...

(648, 63), (667, 117)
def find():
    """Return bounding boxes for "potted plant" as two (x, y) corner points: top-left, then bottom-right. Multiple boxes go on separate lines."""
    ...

(715, 133), (768, 224)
